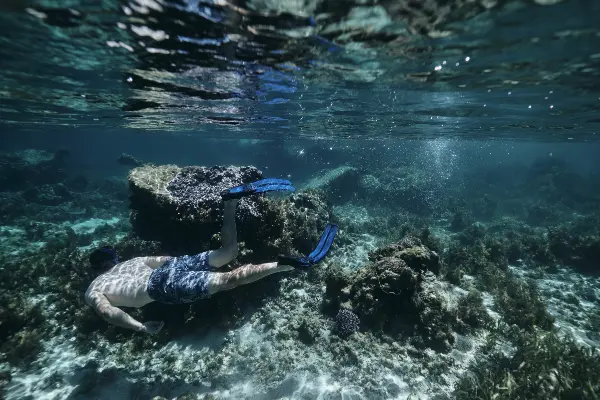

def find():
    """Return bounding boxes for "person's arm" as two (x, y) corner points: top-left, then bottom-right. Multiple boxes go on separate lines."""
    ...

(85, 290), (162, 334)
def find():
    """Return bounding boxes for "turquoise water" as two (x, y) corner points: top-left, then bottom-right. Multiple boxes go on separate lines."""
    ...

(1, 1), (600, 399)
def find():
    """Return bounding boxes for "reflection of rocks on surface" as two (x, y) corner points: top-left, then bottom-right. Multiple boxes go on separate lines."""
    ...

(248, 0), (563, 41)
(252, 0), (569, 42)
(324, 236), (460, 351)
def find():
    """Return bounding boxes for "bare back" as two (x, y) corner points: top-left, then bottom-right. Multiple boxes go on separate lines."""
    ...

(85, 257), (170, 308)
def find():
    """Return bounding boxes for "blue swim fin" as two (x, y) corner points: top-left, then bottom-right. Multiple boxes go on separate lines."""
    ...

(222, 178), (295, 200)
(277, 255), (311, 269)
(278, 223), (338, 269)
(308, 224), (338, 264)
(253, 179), (295, 194)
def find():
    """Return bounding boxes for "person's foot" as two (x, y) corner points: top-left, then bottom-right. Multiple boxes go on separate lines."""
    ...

(221, 184), (255, 200)
(278, 255), (311, 269)
(278, 223), (339, 269)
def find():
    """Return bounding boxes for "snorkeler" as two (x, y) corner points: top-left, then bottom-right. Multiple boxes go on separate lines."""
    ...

(84, 178), (338, 334)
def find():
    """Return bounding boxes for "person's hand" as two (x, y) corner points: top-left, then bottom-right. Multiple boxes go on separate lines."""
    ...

(140, 321), (164, 335)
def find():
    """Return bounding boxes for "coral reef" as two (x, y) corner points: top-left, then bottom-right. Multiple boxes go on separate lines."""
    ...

(324, 236), (469, 352)
(2, 151), (598, 400)
(334, 308), (360, 338)
(0, 149), (128, 238)
(0, 149), (68, 192)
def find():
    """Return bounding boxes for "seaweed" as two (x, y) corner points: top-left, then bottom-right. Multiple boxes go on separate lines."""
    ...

(454, 329), (600, 400)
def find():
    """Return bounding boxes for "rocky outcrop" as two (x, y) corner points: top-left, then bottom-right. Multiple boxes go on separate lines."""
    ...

(0, 149), (69, 191)
(324, 236), (457, 351)
(128, 164), (332, 261)
(117, 153), (144, 167)
(302, 166), (361, 204)
(301, 165), (438, 214)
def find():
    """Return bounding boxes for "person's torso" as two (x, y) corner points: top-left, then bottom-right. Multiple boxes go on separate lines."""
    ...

(87, 257), (157, 308)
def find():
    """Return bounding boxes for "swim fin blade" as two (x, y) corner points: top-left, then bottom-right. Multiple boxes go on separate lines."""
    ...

(307, 223), (338, 264)
(279, 223), (338, 269)
(222, 178), (295, 200)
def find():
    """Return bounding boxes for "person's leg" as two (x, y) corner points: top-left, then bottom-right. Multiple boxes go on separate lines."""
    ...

(205, 262), (294, 294)
(207, 199), (239, 268)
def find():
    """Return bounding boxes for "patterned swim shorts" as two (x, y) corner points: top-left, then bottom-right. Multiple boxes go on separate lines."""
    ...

(147, 251), (213, 304)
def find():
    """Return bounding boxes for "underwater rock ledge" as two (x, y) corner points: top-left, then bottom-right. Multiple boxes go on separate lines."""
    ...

(128, 164), (332, 261)
(323, 235), (488, 351)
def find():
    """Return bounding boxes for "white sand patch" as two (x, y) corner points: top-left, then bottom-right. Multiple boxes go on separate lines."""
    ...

(333, 204), (370, 225)
(5, 340), (95, 400)
(329, 233), (379, 270)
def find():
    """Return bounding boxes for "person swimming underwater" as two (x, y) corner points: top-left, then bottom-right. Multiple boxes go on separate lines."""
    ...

(85, 178), (338, 334)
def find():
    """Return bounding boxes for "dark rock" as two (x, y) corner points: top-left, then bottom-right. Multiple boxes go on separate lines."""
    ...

(128, 164), (331, 259)
(129, 164), (262, 255)
(324, 236), (454, 351)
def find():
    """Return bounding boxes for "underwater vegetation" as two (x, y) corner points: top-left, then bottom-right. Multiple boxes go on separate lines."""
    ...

(1, 148), (599, 399)
(454, 326), (600, 400)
